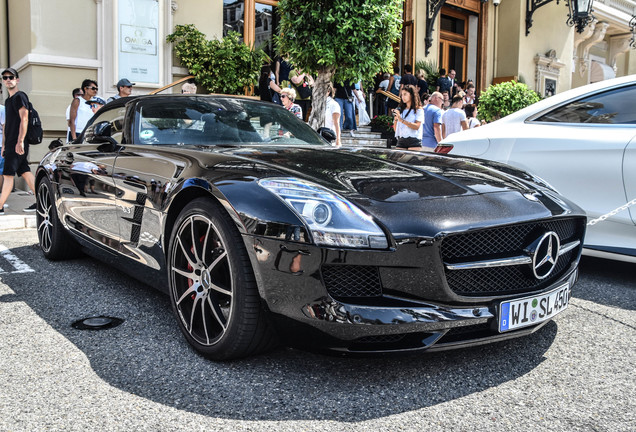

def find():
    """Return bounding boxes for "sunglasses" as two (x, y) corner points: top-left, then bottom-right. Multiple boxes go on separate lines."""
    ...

(2, 75), (15, 81)
(87, 86), (98, 91)
(280, 94), (288, 99)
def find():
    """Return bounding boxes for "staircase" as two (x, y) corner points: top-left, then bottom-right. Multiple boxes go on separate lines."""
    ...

(339, 125), (390, 148)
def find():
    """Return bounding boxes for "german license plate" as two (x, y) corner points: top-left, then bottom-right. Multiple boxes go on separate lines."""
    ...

(499, 283), (570, 332)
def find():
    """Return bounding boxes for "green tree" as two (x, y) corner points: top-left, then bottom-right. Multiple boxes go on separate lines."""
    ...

(167, 25), (267, 95)
(478, 80), (541, 123)
(276, 0), (403, 129)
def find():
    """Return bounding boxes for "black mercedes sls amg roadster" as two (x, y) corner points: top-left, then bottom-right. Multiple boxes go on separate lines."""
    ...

(35, 95), (586, 359)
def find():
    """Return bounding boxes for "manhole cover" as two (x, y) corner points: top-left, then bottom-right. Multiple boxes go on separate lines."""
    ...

(72, 316), (124, 330)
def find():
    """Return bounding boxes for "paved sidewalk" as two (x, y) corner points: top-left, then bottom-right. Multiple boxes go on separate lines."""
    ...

(0, 190), (37, 231)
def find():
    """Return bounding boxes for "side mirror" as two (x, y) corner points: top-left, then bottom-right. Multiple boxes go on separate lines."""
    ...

(317, 127), (336, 143)
(86, 121), (117, 146)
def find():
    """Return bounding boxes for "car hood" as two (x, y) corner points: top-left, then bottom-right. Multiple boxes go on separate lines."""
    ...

(195, 146), (583, 237)
(218, 146), (544, 201)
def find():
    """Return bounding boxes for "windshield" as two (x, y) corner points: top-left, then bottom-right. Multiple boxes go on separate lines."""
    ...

(134, 96), (325, 146)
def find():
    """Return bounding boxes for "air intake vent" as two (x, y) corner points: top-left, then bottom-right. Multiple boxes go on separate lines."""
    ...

(321, 265), (382, 298)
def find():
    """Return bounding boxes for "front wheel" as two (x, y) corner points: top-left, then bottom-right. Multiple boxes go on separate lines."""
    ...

(167, 198), (276, 360)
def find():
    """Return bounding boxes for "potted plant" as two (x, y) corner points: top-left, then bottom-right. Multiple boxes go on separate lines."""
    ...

(369, 114), (396, 147)
(167, 24), (267, 95)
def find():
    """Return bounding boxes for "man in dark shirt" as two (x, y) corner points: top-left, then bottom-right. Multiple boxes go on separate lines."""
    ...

(399, 64), (418, 91)
(436, 68), (454, 95)
(0, 67), (36, 214)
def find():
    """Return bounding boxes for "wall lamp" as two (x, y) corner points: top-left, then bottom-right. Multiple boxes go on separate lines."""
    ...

(630, 11), (636, 48)
(526, 0), (595, 36)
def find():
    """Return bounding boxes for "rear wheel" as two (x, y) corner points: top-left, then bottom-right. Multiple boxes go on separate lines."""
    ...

(36, 177), (79, 260)
(167, 198), (276, 360)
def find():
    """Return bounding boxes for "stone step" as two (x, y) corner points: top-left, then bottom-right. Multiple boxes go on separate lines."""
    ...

(345, 130), (383, 139)
(356, 125), (374, 132)
(341, 137), (389, 148)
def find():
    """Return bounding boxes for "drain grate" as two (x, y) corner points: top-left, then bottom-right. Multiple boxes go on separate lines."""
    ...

(71, 316), (124, 330)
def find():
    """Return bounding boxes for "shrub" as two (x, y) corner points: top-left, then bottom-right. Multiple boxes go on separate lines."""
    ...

(369, 114), (395, 133)
(167, 25), (267, 95)
(478, 81), (540, 123)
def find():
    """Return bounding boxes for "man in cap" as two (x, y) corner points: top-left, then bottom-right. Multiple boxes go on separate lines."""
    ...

(0, 67), (37, 214)
(107, 78), (135, 103)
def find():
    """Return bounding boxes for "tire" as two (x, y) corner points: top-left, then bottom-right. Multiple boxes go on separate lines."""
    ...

(36, 176), (80, 260)
(167, 198), (276, 360)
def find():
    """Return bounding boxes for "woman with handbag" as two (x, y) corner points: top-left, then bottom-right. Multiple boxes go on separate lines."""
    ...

(322, 83), (341, 147)
(289, 68), (314, 122)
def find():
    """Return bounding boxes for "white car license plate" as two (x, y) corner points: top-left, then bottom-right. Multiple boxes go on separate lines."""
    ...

(499, 283), (570, 332)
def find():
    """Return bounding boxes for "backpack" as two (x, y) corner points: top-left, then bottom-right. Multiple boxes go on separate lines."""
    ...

(26, 102), (43, 145)
(390, 74), (401, 95)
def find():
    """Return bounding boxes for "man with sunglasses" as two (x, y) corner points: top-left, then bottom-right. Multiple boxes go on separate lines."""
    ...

(69, 79), (99, 141)
(0, 68), (37, 214)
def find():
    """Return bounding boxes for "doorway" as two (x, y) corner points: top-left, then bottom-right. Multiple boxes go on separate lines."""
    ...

(438, 7), (468, 83)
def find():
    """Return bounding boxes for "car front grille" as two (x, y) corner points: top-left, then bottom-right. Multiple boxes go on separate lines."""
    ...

(441, 217), (585, 297)
(321, 265), (382, 299)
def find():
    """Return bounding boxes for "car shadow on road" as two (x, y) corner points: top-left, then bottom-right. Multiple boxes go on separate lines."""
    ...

(2, 243), (559, 422)
(576, 256), (635, 311)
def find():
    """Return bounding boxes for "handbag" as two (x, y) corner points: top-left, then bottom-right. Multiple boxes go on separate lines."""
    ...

(293, 78), (312, 99)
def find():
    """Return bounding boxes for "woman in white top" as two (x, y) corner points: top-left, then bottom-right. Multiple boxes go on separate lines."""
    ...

(392, 85), (424, 151)
(323, 83), (342, 147)
(464, 104), (481, 129)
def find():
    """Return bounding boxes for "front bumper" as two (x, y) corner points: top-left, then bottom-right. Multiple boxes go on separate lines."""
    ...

(263, 252), (579, 353)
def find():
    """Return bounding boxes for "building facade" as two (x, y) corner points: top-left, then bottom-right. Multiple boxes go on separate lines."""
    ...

(0, 0), (635, 167)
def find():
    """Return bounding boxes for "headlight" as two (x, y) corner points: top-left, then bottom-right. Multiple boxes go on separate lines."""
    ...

(259, 178), (388, 249)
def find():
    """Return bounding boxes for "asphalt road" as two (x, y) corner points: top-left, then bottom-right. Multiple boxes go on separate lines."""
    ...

(0, 229), (634, 431)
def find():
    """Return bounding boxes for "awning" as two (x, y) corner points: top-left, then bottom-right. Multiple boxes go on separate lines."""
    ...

(590, 61), (616, 83)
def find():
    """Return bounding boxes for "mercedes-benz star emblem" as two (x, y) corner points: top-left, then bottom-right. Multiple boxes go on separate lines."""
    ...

(530, 231), (560, 279)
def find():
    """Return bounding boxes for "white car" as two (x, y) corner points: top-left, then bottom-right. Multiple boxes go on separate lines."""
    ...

(441, 75), (636, 263)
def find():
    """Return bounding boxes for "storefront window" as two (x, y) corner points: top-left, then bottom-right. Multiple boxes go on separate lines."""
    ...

(223, 0), (245, 40)
(255, 3), (279, 60)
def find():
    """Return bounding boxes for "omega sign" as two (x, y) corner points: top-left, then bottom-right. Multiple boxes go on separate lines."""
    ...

(121, 24), (157, 56)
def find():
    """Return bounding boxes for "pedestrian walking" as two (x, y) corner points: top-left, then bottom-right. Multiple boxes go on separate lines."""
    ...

(65, 88), (83, 142)
(421, 91), (444, 152)
(323, 83), (341, 147)
(399, 64), (418, 91)
(0, 68), (37, 214)
(334, 83), (357, 135)
(442, 94), (469, 138)
(280, 87), (303, 120)
(69, 79), (99, 141)
(0, 103), (5, 195)
(392, 85), (424, 151)
(464, 104), (481, 128)
(289, 68), (314, 122)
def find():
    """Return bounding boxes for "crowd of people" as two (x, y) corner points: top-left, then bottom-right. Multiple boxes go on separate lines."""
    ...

(259, 57), (378, 148)
(374, 66), (484, 152)
(258, 58), (484, 152)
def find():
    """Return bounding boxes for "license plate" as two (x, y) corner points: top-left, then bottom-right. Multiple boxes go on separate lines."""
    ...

(499, 283), (570, 332)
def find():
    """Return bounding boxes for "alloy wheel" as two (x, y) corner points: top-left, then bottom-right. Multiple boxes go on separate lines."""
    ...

(36, 182), (54, 253)
(170, 214), (233, 346)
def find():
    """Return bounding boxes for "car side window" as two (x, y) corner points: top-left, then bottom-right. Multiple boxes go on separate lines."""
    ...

(84, 106), (127, 143)
(534, 84), (636, 125)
